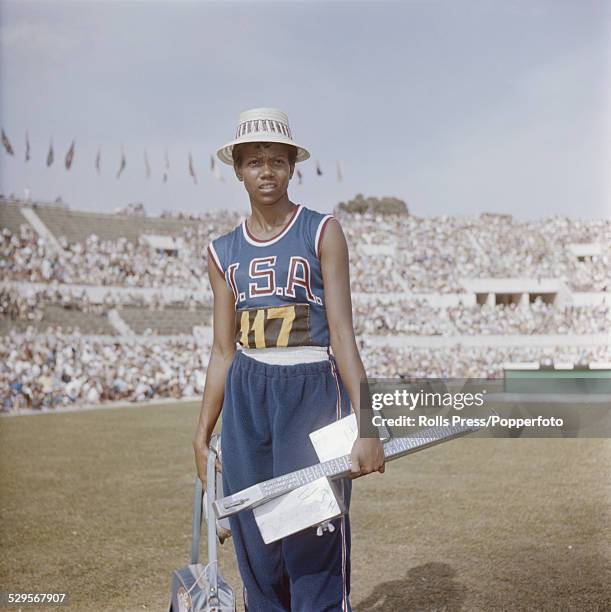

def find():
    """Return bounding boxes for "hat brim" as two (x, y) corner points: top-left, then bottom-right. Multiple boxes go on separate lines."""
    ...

(217, 135), (310, 165)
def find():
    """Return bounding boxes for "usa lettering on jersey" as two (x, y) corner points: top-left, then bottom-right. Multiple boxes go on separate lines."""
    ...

(226, 256), (323, 306)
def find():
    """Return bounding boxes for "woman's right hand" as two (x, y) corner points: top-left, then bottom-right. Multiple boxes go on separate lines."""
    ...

(192, 434), (222, 489)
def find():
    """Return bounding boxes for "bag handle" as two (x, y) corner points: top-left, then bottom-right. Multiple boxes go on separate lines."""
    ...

(190, 434), (221, 595)
(190, 474), (203, 564)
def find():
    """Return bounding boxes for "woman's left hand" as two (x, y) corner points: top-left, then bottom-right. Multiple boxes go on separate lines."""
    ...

(349, 437), (385, 479)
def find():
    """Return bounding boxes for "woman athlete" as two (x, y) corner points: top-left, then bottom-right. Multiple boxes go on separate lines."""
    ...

(193, 108), (384, 612)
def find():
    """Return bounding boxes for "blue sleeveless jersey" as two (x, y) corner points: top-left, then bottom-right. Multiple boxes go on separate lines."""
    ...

(208, 205), (334, 349)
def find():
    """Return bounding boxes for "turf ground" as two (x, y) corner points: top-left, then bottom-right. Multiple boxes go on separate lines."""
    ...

(1, 400), (610, 612)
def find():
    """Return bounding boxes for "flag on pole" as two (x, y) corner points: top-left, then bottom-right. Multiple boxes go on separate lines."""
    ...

(210, 153), (225, 181)
(95, 148), (101, 173)
(296, 169), (303, 185)
(116, 147), (126, 179)
(144, 150), (151, 179)
(188, 152), (198, 184)
(2, 129), (14, 156)
(25, 132), (31, 162)
(163, 149), (169, 183)
(336, 161), (342, 183)
(46, 141), (54, 167)
(316, 161), (323, 176)
(65, 140), (76, 170)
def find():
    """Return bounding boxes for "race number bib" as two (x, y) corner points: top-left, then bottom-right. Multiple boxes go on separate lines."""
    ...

(235, 304), (313, 348)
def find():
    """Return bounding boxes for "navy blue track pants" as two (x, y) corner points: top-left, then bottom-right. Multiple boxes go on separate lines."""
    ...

(221, 351), (352, 612)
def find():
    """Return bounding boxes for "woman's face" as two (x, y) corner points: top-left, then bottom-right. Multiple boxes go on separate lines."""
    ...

(234, 142), (294, 206)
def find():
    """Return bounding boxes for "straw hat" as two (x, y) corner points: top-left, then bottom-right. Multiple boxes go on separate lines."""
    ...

(217, 107), (310, 165)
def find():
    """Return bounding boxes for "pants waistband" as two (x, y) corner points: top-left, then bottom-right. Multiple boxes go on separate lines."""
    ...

(239, 345), (330, 366)
(233, 349), (335, 377)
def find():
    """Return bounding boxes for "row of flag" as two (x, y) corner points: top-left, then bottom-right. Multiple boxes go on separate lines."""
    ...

(1, 128), (344, 184)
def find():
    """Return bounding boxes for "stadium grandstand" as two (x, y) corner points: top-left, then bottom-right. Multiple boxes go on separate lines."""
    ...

(1, 196), (610, 412)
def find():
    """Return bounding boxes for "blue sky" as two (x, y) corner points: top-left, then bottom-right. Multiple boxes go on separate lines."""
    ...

(0, 0), (609, 218)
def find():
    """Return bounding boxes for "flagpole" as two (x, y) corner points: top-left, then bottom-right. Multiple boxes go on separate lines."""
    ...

(23, 131), (30, 203)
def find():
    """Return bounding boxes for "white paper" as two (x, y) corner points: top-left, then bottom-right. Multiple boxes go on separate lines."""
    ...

(253, 477), (342, 544)
(309, 413), (358, 462)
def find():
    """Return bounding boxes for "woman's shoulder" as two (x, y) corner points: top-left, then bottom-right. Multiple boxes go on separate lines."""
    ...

(210, 219), (242, 248)
(296, 205), (339, 258)
(208, 221), (243, 273)
(298, 204), (334, 223)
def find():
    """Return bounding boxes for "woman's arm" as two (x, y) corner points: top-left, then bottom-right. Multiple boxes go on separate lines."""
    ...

(320, 219), (385, 479)
(192, 254), (236, 486)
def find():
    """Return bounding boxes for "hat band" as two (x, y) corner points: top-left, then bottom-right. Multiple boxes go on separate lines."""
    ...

(235, 119), (293, 140)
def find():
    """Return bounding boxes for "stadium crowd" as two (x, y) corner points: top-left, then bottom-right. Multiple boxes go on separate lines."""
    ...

(2, 326), (609, 412)
(2, 203), (610, 412)
(353, 298), (610, 336)
(0, 286), (112, 323)
(0, 285), (205, 320)
(342, 212), (610, 293)
(361, 343), (610, 379)
(2, 212), (609, 293)
(2, 285), (608, 337)
(1, 327), (208, 411)
(0, 213), (237, 289)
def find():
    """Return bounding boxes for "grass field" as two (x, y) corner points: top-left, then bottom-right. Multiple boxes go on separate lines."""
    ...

(1, 400), (610, 611)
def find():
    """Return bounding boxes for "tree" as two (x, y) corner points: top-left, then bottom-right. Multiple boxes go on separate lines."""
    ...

(336, 194), (409, 216)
